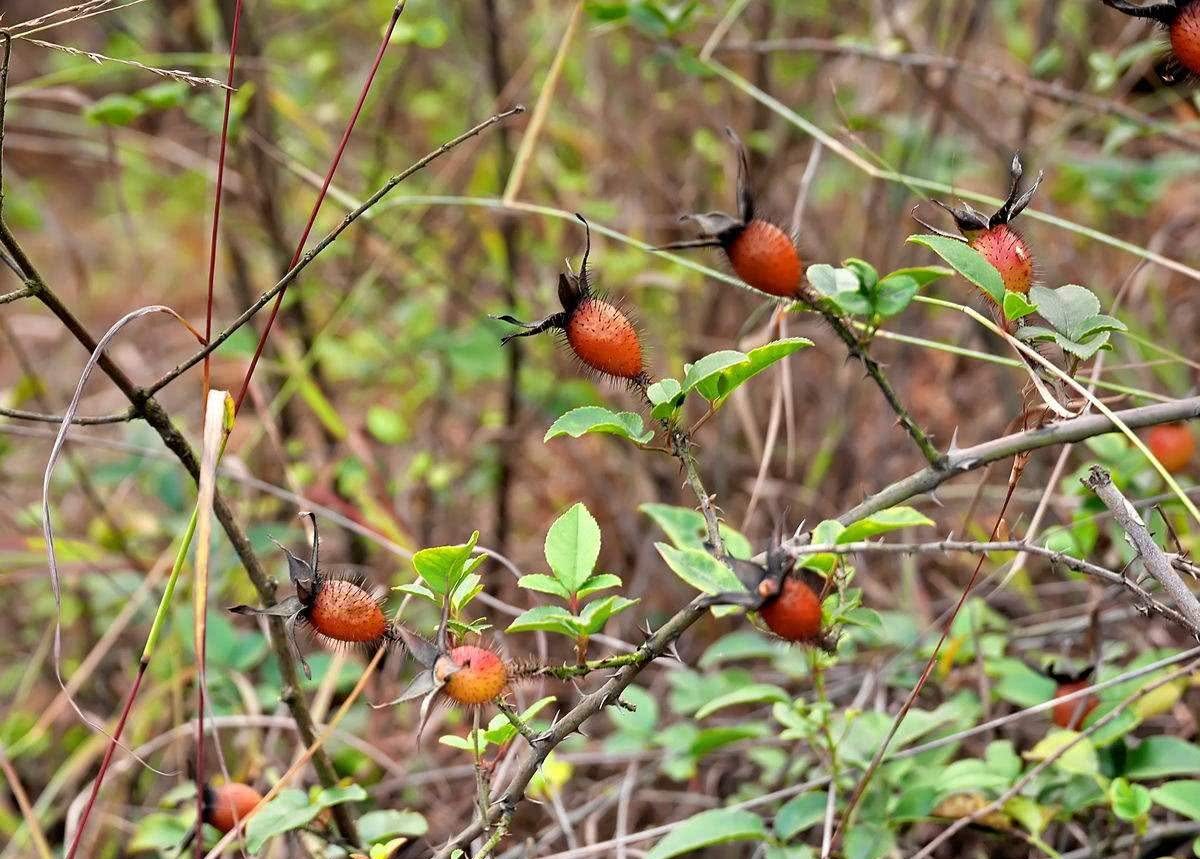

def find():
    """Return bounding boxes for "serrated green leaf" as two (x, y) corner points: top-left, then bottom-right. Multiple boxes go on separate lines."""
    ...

(517, 574), (571, 599)
(837, 507), (935, 543)
(544, 406), (654, 444)
(545, 502), (601, 594)
(640, 503), (753, 559)
(882, 265), (954, 287)
(1029, 284), (1099, 341)
(695, 684), (789, 719)
(806, 264), (860, 298)
(506, 605), (582, 637)
(907, 235), (1005, 303)
(655, 543), (744, 595)
(411, 532), (483, 598)
(357, 809), (428, 845)
(578, 595), (638, 634)
(85, 94), (145, 126)
(646, 808), (767, 859)
(872, 274), (920, 318)
(692, 339), (812, 403)
(1002, 290), (1038, 321)
(682, 350), (749, 393)
(577, 572), (622, 599)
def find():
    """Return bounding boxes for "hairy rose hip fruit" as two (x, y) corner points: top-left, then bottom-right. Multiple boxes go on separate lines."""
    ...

(308, 578), (389, 643)
(444, 645), (509, 705)
(1048, 665), (1099, 730)
(758, 575), (823, 642)
(658, 127), (803, 299)
(379, 610), (528, 740)
(206, 782), (263, 833)
(497, 214), (649, 386)
(1100, 1), (1200, 81)
(229, 512), (394, 678)
(698, 543), (837, 652)
(1147, 422), (1195, 472)
(915, 153), (1042, 326)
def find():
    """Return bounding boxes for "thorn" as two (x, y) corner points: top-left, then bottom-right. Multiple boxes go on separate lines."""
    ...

(665, 641), (684, 664)
(928, 490), (943, 508)
(946, 426), (962, 454)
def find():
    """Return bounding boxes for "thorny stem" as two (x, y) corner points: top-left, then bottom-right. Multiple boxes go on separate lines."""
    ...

(671, 427), (726, 555)
(807, 299), (943, 466)
(1085, 466), (1200, 632)
(495, 700), (539, 747)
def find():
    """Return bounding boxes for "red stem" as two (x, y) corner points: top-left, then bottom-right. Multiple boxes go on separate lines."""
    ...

(201, 0), (245, 403)
(65, 664), (147, 859)
(234, 3), (404, 413)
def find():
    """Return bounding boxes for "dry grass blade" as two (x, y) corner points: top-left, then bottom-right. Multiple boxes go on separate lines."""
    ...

(502, 0), (581, 203)
(40, 305), (200, 758)
(192, 389), (234, 854)
(20, 38), (230, 88)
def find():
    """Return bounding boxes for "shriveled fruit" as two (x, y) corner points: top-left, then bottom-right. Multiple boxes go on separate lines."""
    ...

(758, 576), (823, 642)
(444, 645), (509, 705)
(1147, 422), (1195, 473)
(207, 782), (263, 833)
(309, 578), (388, 644)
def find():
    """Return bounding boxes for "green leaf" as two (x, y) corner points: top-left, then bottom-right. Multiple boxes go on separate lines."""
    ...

(578, 595), (638, 634)
(1024, 730), (1099, 777)
(366, 405), (408, 444)
(1017, 324), (1113, 361)
(695, 684), (789, 719)
(517, 574), (571, 599)
(837, 506), (935, 543)
(577, 573), (622, 599)
(411, 532), (483, 597)
(1002, 290), (1038, 322)
(1029, 284), (1099, 341)
(85, 94), (145, 126)
(844, 823), (895, 859)
(506, 605), (582, 637)
(1151, 781), (1200, 821)
(646, 808), (767, 859)
(988, 658), (1057, 708)
(699, 631), (781, 668)
(891, 785), (939, 823)
(1124, 737), (1200, 779)
(881, 265), (954, 287)
(1004, 796), (1052, 836)
(872, 274), (920, 318)
(545, 502), (601, 594)
(655, 543), (745, 595)
(544, 406), (654, 444)
(647, 378), (685, 420)
(692, 339), (812, 402)
(130, 812), (192, 852)
(907, 235), (1005, 303)
(806, 264), (860, 299)
(775, 791), (827, 839)
(682, 350), (749, 394)
(843, 258), (878, 290)
(1110, 777), (1152, 822)
(640, 503), (754, 559)
(245, 785), (366, 852)
(357, 809), (429, 845)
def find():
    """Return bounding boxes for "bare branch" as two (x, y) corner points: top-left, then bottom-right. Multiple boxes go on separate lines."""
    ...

(1084, 465), (1200, 634)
